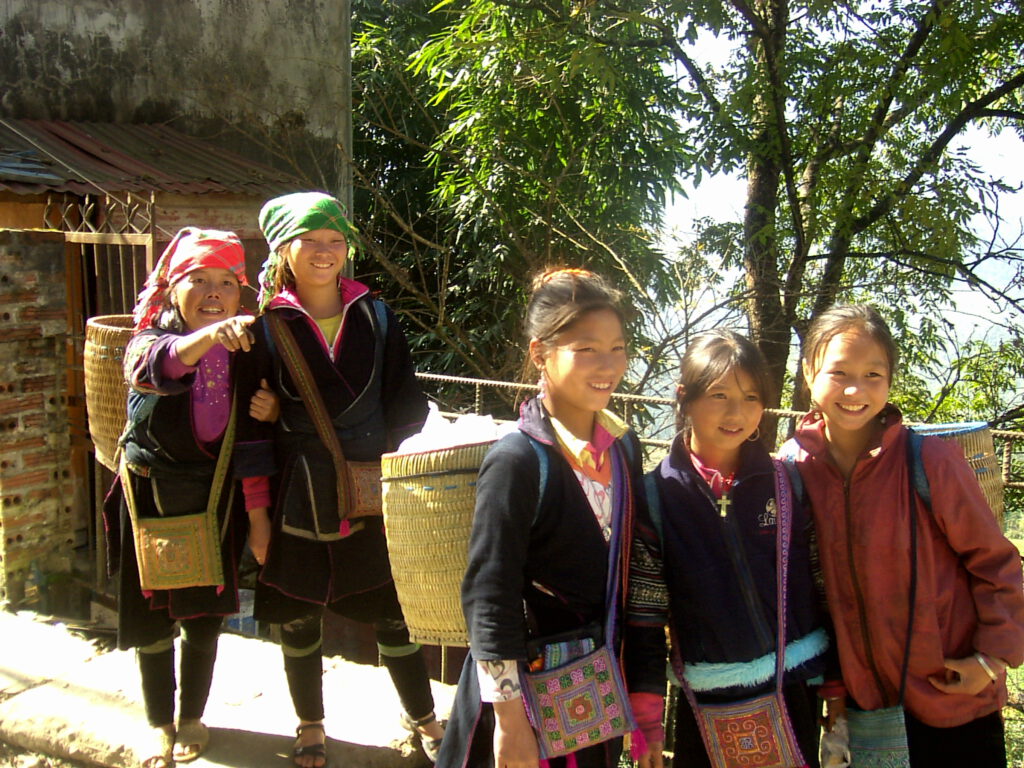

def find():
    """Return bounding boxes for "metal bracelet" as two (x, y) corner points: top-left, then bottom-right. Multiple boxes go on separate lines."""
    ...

(974, 652), (999, 683)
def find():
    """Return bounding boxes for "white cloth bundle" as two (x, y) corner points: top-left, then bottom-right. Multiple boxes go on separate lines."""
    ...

(395, 402), (518, 454)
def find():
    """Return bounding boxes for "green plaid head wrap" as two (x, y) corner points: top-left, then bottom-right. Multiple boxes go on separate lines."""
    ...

(256, 192), (358, 310)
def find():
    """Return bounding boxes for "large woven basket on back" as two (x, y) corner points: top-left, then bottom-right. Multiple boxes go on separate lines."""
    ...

(381, 441), (495, 646)
(84, 315), (134, 471)
(912, 421), (1003, 525)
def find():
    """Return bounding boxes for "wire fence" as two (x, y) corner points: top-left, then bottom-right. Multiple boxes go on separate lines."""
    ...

(415, 370), (1024, 495)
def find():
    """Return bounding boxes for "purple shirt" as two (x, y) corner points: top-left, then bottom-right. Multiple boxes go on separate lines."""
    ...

(164, 342), (231, 444)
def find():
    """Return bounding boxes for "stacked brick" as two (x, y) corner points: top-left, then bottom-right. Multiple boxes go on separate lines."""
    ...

(0, 230), (74, 604)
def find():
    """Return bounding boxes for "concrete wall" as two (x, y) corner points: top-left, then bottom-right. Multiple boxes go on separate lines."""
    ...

(0, 230), (74, 605)
(0, 0), (351, 190)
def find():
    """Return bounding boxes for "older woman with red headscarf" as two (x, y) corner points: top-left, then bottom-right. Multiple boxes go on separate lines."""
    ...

(104, 228), (277, 768)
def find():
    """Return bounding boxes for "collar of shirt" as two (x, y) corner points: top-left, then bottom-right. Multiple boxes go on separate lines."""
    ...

(688, 449), (734, 499)
(548, 410), (627, 473)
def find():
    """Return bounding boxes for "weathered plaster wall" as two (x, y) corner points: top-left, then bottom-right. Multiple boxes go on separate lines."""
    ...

(0, 0), (350, 184)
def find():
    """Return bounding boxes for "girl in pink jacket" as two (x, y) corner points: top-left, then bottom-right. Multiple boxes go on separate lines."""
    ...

(784, 304), (1024, 767)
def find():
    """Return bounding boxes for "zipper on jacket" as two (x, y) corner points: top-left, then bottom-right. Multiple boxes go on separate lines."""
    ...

(704, 482), (774, 651)
(843, 476), (890, 703)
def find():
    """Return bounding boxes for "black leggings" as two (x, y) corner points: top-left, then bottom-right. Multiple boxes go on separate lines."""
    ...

(278, 583), (434, 723)
(905, 709), (1006, 767)
(136, 615), (224, 727)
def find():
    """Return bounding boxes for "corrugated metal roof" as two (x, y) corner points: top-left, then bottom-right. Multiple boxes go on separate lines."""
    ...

(0, 118), (305, 196)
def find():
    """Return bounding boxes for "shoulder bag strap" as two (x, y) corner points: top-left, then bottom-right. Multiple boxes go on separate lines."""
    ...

(676, 462), (793, 701)
(771, 458), (794, 695)
(604, 440), (634, 645)
(898, 432), (920, 704)
(526, 435), (550, 525)
(906, 428), (932, 514)
(266, 310), (353, 519)
(211, 384), (239, 540)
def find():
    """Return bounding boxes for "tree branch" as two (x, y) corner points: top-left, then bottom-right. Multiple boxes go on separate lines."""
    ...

(851, 70), (1024, 233)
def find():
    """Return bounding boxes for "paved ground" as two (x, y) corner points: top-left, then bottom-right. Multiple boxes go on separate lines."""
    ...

(0, 610), (455, 768)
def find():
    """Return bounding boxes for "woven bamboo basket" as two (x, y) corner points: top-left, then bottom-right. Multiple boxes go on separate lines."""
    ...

(912, 421), (1004, 526)
(381, 440), (495, 646)
(84, 315), (134, 472)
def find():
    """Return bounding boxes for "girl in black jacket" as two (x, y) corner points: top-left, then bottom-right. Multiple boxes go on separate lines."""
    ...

(634, 330), (829, 768)
(437, 268), (654, 768)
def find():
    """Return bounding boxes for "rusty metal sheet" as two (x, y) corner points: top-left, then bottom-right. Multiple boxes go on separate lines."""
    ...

(0, 118), (303, 196)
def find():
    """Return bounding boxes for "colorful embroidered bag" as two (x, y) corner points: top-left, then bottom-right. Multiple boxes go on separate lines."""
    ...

(519, 442), (641, 760)
(677, 460), (806, 768)
(120, 387), (236, 591)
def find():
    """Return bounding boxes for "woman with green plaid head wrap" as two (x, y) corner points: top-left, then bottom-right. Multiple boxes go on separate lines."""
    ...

(251, 192), (445, 766)
(256, 191), (359, 312)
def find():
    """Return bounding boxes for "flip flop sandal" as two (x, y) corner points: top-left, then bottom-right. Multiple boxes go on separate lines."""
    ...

(173, 720), (210, 763)
(400, 711), (444, 764)
(140, 725), (175, 768)
(293, 723), (329, 768)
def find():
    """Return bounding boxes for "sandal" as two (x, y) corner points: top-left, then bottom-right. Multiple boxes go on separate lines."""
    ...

(173, 719), (210, 763)
(139, 724), (175, 768)
(293, 722), (329, 768)
(400, 711), (444, 764)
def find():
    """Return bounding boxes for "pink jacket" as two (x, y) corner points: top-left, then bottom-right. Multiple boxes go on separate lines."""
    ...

(788, 406), (1024, 727)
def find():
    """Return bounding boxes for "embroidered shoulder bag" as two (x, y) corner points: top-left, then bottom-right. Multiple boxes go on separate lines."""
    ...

(120, 386), (236, 591)
(266, 310), (384, 537)
(676, 460), (807, 768)
(519, 440), (641, 760)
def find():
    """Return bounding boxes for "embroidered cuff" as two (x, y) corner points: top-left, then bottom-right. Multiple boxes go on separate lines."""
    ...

(242, 476), (271, 512)
(818, 678), (848, 701)
(476, 659), (522, 703)
(629, 691), (665, 743)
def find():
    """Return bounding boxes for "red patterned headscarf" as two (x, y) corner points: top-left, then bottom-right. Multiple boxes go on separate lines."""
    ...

(132, 228), (248, 331)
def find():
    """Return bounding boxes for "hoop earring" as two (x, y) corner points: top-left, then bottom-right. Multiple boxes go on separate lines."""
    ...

(746, 427), (761, 442)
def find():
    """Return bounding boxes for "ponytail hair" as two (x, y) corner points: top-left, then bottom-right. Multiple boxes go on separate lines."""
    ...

(521, 267), (625, 382)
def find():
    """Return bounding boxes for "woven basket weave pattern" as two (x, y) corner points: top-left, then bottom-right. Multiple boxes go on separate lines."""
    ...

(382, 441), (495, 646)
(914, 422), (1004, 525)
(84, 315), (134, 472)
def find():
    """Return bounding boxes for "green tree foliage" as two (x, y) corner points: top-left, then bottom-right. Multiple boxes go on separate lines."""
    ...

(355, 0), (1023, 420)
(351, 0), (693, 415)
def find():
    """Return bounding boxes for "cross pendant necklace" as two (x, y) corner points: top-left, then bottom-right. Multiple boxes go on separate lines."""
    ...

(717, 474), (735, 518)
(717, 494), (732, 517)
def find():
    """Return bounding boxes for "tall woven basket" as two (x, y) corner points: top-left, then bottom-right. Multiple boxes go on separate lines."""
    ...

(84, 315), (134, 472)
(381, 441), (494, 647)
(912, 421), (1004, 526)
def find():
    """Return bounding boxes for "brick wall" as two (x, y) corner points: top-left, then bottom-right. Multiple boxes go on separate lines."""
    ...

(0, 230), (73, 604)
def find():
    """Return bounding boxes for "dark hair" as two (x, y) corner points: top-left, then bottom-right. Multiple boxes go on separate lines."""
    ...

(522, 268), (625, 379)
(802, 304), (898, 379)
(272, 245), (298, 295)
(525, 268), (624, 342)
(675, 329), (770, 434)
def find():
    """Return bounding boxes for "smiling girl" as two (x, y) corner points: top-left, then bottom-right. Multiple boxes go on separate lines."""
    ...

(631, 330), (829, 768)
(785, 304), (1024, 766)
(251, 192), (442, 766)
(437, 268), (651, 768)
(107, 228), (276, 768)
